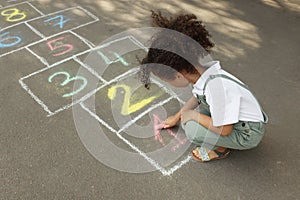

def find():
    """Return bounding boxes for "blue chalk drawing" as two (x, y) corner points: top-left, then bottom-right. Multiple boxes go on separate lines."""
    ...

(0, 32), (22, 48)
(44, 15), (71, 29)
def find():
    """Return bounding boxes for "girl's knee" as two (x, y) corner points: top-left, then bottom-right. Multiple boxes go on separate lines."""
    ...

(184, 120), (204, 143)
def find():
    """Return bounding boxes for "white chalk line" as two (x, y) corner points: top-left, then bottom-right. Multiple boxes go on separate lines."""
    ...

(80, 102), (169, 175)
(19, 78), (54, 116)
(25, 21), (45, 38)
(80, 102), (118, 133)
(77, 6), (99, 21)
(164, 155), (192, 176)
(128, 35), (149, 52)
(73, 56), (107, 84)
(69, 30), (94, 49)
(0, 1), (28, 9)
(25, 46), (49, 66)
(27, 1), (45, 15)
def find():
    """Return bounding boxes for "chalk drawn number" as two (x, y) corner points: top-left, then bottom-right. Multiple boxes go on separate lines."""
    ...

(0, 32), (22, 48)
(47, 37), (74, 57)
(48, 71), (88, 98)
(97, 51), (129, 66)
(108, 84), (159, 115)
(44, 15), (71, 29)
(1, 8), (26, 22)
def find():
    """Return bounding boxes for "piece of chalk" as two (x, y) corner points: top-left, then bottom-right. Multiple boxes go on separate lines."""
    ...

(154, 123), (165, 130)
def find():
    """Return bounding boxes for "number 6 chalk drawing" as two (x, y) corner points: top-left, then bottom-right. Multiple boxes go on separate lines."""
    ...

(97, 51), (129, 66)
(0, 32), (22, 48)
(107, 84), (159, 115)
(44, 15), (71, 29)
(1, 8), (26, 22)
(47, 37), (74, 57)
(48, 71), (88, 98)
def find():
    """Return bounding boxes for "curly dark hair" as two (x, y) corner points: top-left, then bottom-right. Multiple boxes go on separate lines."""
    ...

(139, 10), (214, 89)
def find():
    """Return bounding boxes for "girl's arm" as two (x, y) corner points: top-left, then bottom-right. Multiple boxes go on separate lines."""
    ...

(181, 110), (233, 136)
(163, 96), (199, 128)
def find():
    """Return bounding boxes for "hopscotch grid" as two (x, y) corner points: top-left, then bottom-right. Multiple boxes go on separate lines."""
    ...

(1, 11), (99, 58)
(0, 1), (46, 32)
(19, 62), (139, 118)
(80, 102), (169, 175)
(7, 6), (191, 174)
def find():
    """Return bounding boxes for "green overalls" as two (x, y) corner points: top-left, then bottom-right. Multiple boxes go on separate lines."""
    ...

(183, 74), (268, 150)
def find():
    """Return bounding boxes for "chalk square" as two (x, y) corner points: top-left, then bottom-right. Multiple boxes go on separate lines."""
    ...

(122, 98), (189, 152)
(27, 32), (91, 66)
(20, 59), (103, 116)
(28, 7), (98, 37)
(79, 36), (147, 81)
(81, 95), (193, 174)
(0, 2), (42, 28)
(0, 23), (42, 57)
(81, 73), (171, 132)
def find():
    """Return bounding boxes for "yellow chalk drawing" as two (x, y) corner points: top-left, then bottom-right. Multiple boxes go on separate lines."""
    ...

(108, 84), (159, 115)
(1, 8), (26, 22)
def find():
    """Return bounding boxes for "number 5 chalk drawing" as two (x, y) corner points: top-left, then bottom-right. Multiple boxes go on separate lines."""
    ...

(1, 8), (26, 22)
(107, 84), (159, 115)
(47, 37), (74, 57)
(97, 51), (129, 66)
(153, 114), (188, 151)
(43, 15), (71, 29)
(48, 71), (88, 98)
(0, 31), (22, 48)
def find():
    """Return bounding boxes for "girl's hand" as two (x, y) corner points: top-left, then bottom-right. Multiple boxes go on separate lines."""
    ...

(163, 115), (180, 128)
(181, 110), (200, 125)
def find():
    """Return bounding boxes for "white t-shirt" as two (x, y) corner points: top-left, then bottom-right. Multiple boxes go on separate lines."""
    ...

(192, 61), (264, 126)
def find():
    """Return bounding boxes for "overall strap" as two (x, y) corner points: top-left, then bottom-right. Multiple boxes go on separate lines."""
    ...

(203, 74), (268, 123)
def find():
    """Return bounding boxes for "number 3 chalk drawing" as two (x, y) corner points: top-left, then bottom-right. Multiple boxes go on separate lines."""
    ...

(48, 71), (88, 98)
